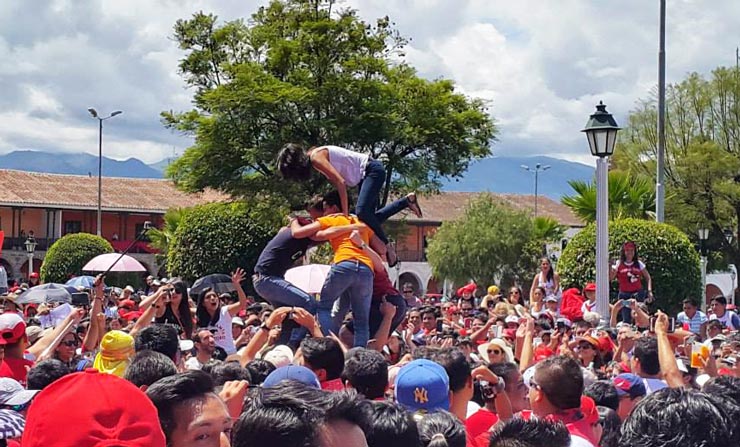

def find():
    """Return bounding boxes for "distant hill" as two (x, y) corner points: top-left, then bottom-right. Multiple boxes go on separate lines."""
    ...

(0, 150), (163, 178)
(0, 150), (593, 198)
(440, 156), (594, 199)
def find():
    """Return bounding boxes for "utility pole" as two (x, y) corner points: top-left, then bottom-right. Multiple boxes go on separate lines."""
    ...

(656, 0), (666, 222)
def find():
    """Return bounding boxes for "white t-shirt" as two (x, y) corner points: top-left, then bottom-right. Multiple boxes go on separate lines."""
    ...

(185, 356), (204, 370)
(642, 377), (668, 394)
(207, 306), (237, 355)
(710, 310), (740, 331)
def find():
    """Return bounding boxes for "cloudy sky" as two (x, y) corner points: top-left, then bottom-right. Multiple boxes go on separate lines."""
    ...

(1, 0), (739, 166)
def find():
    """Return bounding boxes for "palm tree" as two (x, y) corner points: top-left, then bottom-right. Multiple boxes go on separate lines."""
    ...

(561, 171), (656, 223)
(147, 208), (186, 262)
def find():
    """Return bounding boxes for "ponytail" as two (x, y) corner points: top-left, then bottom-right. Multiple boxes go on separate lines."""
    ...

(418, 411), (466, 447)
(428, 433), (449, 447)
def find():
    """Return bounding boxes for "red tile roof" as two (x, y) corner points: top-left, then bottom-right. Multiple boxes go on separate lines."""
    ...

(390, 192), (584, 227)
(0, 169), (227, 213)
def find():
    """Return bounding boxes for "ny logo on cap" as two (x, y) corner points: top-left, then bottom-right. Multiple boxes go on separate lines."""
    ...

(414, 387), (428, 404)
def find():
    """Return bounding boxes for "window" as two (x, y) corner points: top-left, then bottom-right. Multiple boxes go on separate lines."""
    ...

(64, 221), (82, 235)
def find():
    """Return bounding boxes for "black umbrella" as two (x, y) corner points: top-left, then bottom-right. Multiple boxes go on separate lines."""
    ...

(16, 283), (76, 305)
(190, 274), (236, 297)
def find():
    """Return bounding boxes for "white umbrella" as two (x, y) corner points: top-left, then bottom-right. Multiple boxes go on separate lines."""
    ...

(82, 253), (147, 272)
(284, 264), (331, 294)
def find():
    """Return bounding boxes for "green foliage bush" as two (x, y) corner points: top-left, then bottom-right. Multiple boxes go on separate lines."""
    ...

(40, 234), (113, 284)
(167, 201), (284, 289)
(558, 218), (701, 314)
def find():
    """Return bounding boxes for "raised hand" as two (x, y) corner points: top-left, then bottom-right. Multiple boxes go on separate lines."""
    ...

(231, 268), (246, 285)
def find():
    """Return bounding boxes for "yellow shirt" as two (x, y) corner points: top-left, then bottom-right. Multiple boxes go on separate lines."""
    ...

(317, 214), (374, 269)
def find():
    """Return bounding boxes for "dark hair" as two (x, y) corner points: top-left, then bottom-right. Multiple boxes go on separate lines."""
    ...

(417, 411), (466, 447)
(584, 381), (619, 412)
(415, 348), (470, 393)
(619, 388), (732, 447)
(488, 362), (519, 393)
(574, 320), (592, 331)
(488, 417), (570, 447)
(196, 289), (221, 327)
(246, 359), (276, 385)
(27, 359), (71, 390)
(277, 143), (312, 181)
(322, 190), (342, 210)
(202, 359), (223, 376)
(145, 370), (217, 442)
(681, 298), (699, 308)
(124, 350), (177, 388)
(534, 356), (583, 411)
(703, 375), (740, 405)
(710, 295), (727, 306)
(342, 349), (389, 400)
(540, 257), (554, 283)
(619, 241), (639, 263)
(300, 337), (345, 381)
(420, 306), (438, 319)
(134, 324), (180, 362)
(597, 406), (621, 447)
(508, 286), (525, 306)
(357, 401), (419, 447)
(306, 195), (324, 212)
(211, 361), (252, 386)
(706, 319), (725, 331)
(632, 337), (660, 376)
(168, 279), (194, 337)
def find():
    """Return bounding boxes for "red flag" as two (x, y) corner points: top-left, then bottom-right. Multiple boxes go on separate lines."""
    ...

(0, 230), (4, 257)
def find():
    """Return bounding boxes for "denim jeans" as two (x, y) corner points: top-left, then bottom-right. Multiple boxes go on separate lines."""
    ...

(356, 159), (388, 244)
(618, 290), (646, 324)
(318, 260), (374, 347)
(253, 274), (318, 346)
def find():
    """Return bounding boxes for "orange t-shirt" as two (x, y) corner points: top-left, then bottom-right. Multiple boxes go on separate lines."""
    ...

(317, 214), (374, 269)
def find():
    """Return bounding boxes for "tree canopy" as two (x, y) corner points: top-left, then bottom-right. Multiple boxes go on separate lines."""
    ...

(561, 171), (656, 223)
(612, 67), (740, 271)
(164, 0), (496, 207)
(426, 194), (558, 290)
(40, 234), (113, 284)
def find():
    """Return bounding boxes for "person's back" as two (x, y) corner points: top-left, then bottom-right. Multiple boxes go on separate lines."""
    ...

(488, 417), (571, 447)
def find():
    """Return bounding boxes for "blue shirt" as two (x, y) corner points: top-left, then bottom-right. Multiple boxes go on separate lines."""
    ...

(677, 310), (708, 334)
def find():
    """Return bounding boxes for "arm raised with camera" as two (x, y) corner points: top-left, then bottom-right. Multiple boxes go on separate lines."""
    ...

(238, 307), (292, 367)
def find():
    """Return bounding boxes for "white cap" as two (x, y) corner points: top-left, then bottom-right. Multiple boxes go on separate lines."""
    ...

(231, 317), (246, 327)
(263, 345), (294, 368)
(505, 316), (520, 325)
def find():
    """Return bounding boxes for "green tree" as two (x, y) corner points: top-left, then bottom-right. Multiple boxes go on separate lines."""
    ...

(612, 67), (740, 271)
(164, 1), (496, 208)
(167, 201), (285, 287)
(147, 208), (188, 263)
(557, 218), (701, 314)
(426, 194), (541, 289)
(40, 234), (113, 284)
(561, 171), (656, 223)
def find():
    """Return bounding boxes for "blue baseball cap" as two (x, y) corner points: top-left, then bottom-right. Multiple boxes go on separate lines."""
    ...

(262, 365), (321, 389)
(394, 359), (450, 412)
(612, 373), (646, 399)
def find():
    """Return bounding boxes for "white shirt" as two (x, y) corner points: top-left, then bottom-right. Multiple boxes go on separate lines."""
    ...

(206, 306), (237, 355)
(185, 356), (204, 370)
(323, 145), (369, 187)
(642, 377), (668, 394)
(710, 310), (740, 330)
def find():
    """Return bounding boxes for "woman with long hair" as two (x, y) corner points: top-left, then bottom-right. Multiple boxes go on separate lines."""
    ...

(609, 241), (653, 324)
(153, 278), (194, 339)
(195, 268), (250, 355)
(530, 257), (560, 302)
(506, 286), (527, 317)
(276, 143), (423, 266)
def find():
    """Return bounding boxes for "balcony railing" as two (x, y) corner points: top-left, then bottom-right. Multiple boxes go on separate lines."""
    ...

(397, 250), (426, 262)
(2, 237), (53, 251)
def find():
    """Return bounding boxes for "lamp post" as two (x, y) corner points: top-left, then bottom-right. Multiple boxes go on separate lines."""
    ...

(521, 163), (551, 218)
(24, 236), (37, 281)
(698, 228), (709, 311)
(87, 108), (123, 237)
(583, 102), (620, 319)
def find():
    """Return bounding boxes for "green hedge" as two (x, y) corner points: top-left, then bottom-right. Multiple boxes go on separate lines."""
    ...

(167, 201), (283, 289)
(558, 218), (701, 315)
(40, 234), (113, 284)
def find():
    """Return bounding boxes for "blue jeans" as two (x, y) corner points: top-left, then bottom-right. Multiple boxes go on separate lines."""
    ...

(356, 159), (389, 244)
(331, 293), (407, 338)
(253, 274), (317, 346)
(318, 260), (374, 347)
(618, 290), (646, 324)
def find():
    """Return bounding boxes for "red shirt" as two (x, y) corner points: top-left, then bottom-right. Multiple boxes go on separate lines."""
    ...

(465, 408), (499, 442)
(321, 378), (345, 391)
(615, 260), (645, 293)
(0, 357), (35, 387)
(372, 269), (399, 299)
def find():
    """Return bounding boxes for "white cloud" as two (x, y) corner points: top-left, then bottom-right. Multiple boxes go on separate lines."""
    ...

(1, 0), (739, 166)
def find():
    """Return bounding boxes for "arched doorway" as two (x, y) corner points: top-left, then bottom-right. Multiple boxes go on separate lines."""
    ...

(19, 258), (42, 280)
(427, 277), (441, 295)
(706, 284), (724, 307)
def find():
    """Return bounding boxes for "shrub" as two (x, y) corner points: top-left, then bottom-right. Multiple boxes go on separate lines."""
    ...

(40, 234), (113, 284)
(167, 201), (283, 289)
(558, 218), (701, 314)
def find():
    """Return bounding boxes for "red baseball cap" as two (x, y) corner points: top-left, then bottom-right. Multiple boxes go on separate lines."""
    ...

(29, 272), (39, 279)
(457, 283), (477, 296)
(584, 283), (596, 292)
(22, 369), (166, 446)
(0, 313), (26, 345)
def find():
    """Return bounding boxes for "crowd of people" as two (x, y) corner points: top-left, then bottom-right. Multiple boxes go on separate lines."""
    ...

(0, 144), (736, 446)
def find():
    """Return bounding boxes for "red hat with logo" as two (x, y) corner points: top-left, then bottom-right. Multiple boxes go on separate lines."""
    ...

(0, 313), (26, 345)
(22, 369), (166, 446)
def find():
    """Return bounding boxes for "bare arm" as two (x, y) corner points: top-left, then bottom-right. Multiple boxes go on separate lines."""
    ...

(642, 268), (653, 292)
(138, 287), (166, 312)
(529, 274), (538, 300)
(367, 298), (396, 351)
(472, 366), (513, 421)
(349, 230), (383, 273)
(30, 308), (85, 359)
(654, 312), (684, 387)
(313, 223), (367, 242)
(130, 293), (164, 338)
(83, 278), (105, 351)
(310, 149), (349, 216)
(238, 307), (291, 367)
(609, 261), (618, 281)
(518, 317), (535, 373)
(226, 268), (250, 316)
(470, 319), (495, 343)
(610, 301), (623, 328)
(290, 219), (323, 240)
(553, 272), (560, 293)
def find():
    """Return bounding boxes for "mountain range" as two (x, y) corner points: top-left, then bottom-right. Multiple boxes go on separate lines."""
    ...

(1, 150), (594, 199)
